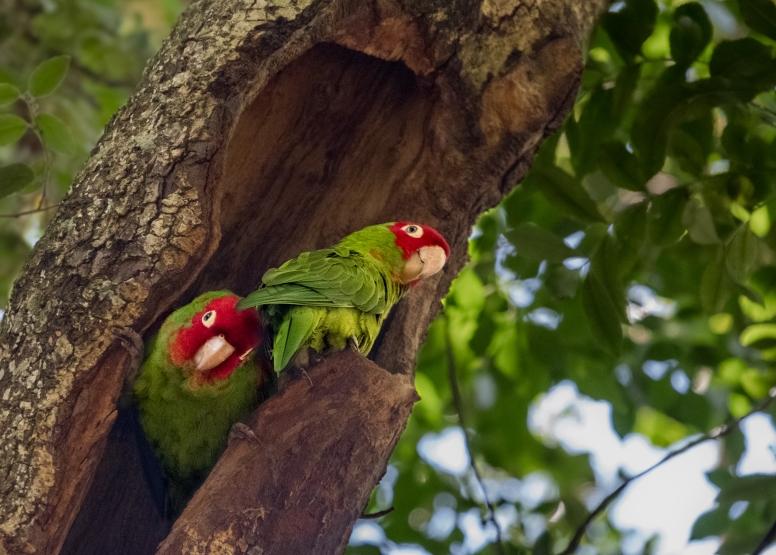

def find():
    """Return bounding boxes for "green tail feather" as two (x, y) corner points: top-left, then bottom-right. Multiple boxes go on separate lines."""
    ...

(273, 309), (321, 373)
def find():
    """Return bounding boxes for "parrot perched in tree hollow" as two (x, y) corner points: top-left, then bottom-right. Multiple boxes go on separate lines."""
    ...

(133, 290), (267, 516)
(237, 222), (451, 373)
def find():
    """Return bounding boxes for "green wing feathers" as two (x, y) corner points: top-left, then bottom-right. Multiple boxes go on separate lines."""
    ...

(273, 308), (322, 373)
(238, 249), (387, 314)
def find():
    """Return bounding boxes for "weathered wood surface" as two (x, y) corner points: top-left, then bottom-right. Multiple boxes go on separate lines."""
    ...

(0, 0), (608, 553)
(157, 350), (417, 554)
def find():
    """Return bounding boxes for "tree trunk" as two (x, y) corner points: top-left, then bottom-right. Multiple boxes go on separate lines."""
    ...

(0, 0), (607, 553)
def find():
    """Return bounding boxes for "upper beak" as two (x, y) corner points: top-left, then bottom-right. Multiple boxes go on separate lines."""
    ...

(417, 245), (447, 279)
(194, 335), (235, 372)
(398, 246), (448, 283)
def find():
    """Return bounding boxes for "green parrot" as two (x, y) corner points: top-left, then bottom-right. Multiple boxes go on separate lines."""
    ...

(133, 290), (267, 515)
(237, 222), (451, 373)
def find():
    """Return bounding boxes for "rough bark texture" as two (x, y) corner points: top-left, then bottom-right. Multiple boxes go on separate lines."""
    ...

(0, 0), (608, 553)
(157, 350), (418, 554)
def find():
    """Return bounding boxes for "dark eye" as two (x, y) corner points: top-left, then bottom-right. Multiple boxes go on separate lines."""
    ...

(402, 224), (423, 238)
(202, 310), (216, 328)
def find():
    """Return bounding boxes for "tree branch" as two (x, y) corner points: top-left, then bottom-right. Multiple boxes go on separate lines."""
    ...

(0, 203), (58, 218)
(752, 517), (776, 555)
(444, 313), (505, 555)
(560, 387), (776, 555)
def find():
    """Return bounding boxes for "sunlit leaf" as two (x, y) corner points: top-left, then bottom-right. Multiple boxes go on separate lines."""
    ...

(633, 406), (687, 447)
(740, 323), (776, 349)
(28, 55), (70, 97)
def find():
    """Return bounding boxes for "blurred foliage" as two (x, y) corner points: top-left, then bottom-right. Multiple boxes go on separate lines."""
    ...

(0, 0), (179, 307)
(4, 0), (776, 554)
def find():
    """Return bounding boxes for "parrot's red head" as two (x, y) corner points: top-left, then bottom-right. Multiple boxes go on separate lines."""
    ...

(388, 222), (451, 284)
(169, 295), (261, 386)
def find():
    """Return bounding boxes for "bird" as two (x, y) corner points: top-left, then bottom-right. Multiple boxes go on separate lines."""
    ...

(237, 222), (450, 374)
(132, 290), (268, 516)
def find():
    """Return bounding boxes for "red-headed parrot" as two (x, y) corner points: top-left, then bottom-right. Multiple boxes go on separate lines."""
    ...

(237, 222), (450, 373)
(133, 290), (266, 515)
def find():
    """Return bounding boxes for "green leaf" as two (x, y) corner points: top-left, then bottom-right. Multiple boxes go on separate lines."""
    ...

(648, 188), (689, 247)
(710, 39), (776, 89)
(0, 83), (20, 107)
(544, 263), (580, 300)
(28, 55), (70, 97)
(569, 85), (619, 177)
(581, 273), (623, 355)
(598, 142), (646, 191)
(0, 114), (28, 146)
(668, 128), (706, 175)
(670, 3), (712, 66)
(682, 198), (720, 245)
(533, 531), (552, 555)
(739, 0), (776, 42)
(726, 224), (760, 283)
(601, 0), (658, 60)
(591, 233), (626, 319)
(700, 248), (734, 313)
(690, 507), (731, 540)
(505, 223), (577, 262)
(615, 201), (648, 276)
(0, 164), (35, 199)
(36, 113), (75, 155)
(717, 474), (776, 504)
(740, 323), (776, 348)
(533, 167), (604, 223)
(611, 64), (641, 123)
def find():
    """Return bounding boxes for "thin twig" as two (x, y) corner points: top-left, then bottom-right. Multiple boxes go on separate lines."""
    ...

(0, 203), (58, 218)
(560, 387), (776, 555)
(19, 92), (53, 209)
(752, 518), (776, 555)
(360, 507), (395, 520)
(444, 313), (505, 555)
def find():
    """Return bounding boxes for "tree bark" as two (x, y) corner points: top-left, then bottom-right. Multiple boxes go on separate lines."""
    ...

(0, 0), (607, 553)
(158, 350), (418, 554)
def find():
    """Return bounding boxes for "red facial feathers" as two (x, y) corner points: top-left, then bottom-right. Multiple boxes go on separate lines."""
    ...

(389, 222), (451, 260)
(169, 295), (261, 384)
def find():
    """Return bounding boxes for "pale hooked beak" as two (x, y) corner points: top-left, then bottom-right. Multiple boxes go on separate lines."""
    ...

(194, 335), (235, 372)
(398, 246), (448, 283)
(417, 245), (447, 279)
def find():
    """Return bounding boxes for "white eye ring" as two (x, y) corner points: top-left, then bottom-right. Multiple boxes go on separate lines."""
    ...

(402, 224), (423, 238)
(202, 310), (216, 328)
